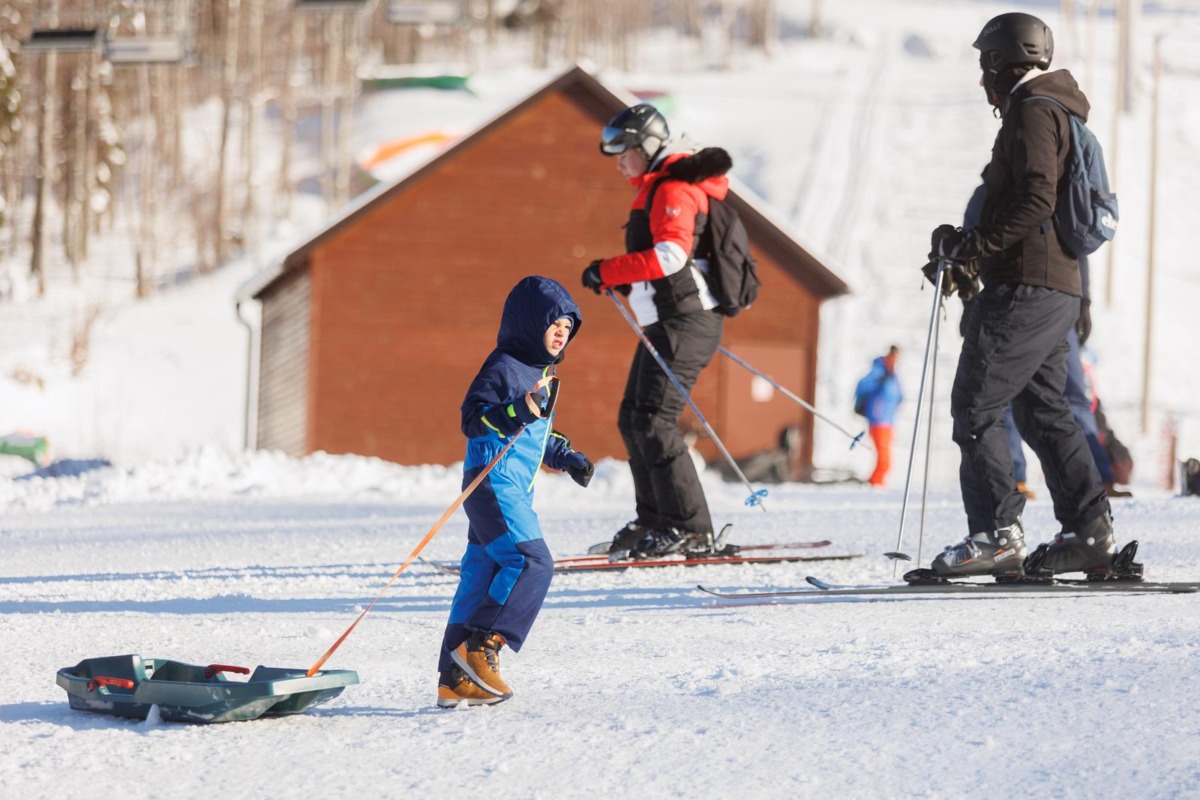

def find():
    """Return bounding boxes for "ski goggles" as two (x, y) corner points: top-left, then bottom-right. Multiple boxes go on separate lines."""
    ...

(979, 49), (1005, 72)
(599, 125), (632, 155)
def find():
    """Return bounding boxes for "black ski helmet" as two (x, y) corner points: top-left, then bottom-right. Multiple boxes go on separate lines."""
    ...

(973, 12), (1054, 70)
(599, 104), (669, 163)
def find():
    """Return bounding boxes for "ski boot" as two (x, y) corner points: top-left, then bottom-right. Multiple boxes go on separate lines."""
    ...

(681, 523), (740, 558)
(451, 631), (512, 698)
(604, 520), (654, 559)
(437, 665), (509, 708)
(904, 520), (1027, 585)
(1023, 513), (1142, 581)
(628, 528), (686, 560)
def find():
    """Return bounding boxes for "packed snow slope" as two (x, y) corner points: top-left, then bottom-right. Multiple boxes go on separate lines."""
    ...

(3, 456), (1200, 799)
(3, 0), (1200, 798)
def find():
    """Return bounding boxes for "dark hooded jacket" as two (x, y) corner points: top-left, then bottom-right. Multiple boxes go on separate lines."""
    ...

(976, 69), (1089, 295)
(460, 276), (582, 492)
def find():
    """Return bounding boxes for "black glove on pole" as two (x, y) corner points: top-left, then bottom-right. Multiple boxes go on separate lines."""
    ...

(580, 260), (604, 294)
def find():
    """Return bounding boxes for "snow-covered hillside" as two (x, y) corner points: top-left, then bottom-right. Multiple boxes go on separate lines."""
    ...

(3, 0), (1200, 797)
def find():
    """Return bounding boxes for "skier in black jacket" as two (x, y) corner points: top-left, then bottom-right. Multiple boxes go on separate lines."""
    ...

(924, 13), (1129, 579)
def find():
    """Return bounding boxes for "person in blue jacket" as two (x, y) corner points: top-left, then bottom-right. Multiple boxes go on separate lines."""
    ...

(437, 276), (593, 708)
(854, 346), (903, 486)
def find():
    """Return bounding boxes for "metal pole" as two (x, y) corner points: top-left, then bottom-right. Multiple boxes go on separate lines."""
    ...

(891, 263), (948, 574)
(915, 296), (944, 569)
(606, 291), (767, 510)
(717, 345), (870, 451)
(1141, 34), (1161, 434)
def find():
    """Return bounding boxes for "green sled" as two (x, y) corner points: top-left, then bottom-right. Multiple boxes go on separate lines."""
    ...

(56, 654), (358, 724)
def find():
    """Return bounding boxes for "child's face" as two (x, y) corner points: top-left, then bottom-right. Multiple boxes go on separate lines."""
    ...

(544, 317), (572, 357)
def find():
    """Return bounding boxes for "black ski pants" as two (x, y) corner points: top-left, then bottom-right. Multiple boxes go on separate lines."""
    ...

(618, 309), (723, 535)
(951, 283), (1109, 535)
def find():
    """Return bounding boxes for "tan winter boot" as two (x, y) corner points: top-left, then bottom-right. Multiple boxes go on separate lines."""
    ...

(437, 665), (508, 708)
(451, 631), (512, 698)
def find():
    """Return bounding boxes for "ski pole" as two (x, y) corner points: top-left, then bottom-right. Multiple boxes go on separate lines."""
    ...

(890, 261), (948, 576)
(717, 345), (871, 452)
(915, 286), (946, 569)
(306, 378), (558, 676)
(606, 290), (767, 510)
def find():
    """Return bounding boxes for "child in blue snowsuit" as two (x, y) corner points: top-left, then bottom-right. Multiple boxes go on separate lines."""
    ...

(437, 276), (593, 708)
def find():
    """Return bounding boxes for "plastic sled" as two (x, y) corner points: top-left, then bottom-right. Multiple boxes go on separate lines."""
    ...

(56, 654), (358, 724)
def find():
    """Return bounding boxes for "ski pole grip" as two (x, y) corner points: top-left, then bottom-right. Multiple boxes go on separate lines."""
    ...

(205, 664), (251, 679)
(88, 676), (136, 691)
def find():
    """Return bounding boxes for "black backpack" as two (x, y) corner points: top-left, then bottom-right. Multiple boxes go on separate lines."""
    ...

(646, 177), (761, 317)
(697, 196), (761, 317)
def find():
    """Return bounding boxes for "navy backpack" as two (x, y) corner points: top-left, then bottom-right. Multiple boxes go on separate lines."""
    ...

(1023, 96), (1119, 257)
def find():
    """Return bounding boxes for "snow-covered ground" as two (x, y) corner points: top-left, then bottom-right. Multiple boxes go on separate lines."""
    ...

(3, 0), (1200, 797)
(3, 458), (1200, 798)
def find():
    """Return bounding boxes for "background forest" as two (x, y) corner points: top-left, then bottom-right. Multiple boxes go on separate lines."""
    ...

(0, 0), (793, 300)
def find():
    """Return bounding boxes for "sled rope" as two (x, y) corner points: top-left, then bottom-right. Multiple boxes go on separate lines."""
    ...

(306, 401), (545, 676)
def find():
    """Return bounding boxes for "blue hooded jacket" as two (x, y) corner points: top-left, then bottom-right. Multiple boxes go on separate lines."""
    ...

(854, 356), (903, 427)
(459, 277), (583, 544)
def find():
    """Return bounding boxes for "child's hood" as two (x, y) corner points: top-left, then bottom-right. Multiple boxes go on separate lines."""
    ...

(496, 276), (582, 367)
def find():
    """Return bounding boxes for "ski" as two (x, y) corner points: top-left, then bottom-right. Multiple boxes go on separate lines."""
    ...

(696, 575), (1200, 599)
(424, 552), (862, 576)
(568, 539), (832, 563)
(585, 538), (833, 556)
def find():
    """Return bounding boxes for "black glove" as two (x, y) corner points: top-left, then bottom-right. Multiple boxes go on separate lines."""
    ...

(952, 266), (981, 303)
(922, 258), (980, 299)
(564, 451), (594, 487)
(1076, 298), (1092, 346)
(929, 224), (964, 261)
(929, 224), (985, 263)
(581, 260), (604, 294)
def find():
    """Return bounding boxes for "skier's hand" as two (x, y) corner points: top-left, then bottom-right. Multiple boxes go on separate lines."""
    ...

(921, 259), (956, 297)
(1076, 298), (1092, 346)
(930, 225), (986, 264)
(581, 260), (605, 294)
(952, 266), (981, 303)
(564, 451), (594, 488)
(929, 224), (964, 262)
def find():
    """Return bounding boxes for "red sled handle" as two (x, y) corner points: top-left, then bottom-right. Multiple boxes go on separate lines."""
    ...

(205, 664), (250, 679)
(87, 676), (135, 691)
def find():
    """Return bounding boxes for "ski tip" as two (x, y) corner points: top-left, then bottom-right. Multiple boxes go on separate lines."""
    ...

(883, 551), (913, 562)
(805, 575), (835, 590)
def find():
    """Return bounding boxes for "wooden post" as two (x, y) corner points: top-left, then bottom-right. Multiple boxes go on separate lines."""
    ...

(1141, 34), (1161, 434)
(335, 13), (358, 210)
(321, 14), (341, 213)
(1104, 0), (1126, 308)
(215, 0), (242, 269)
(278, 15), (302, 219)
(30, 0), (61, 297)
